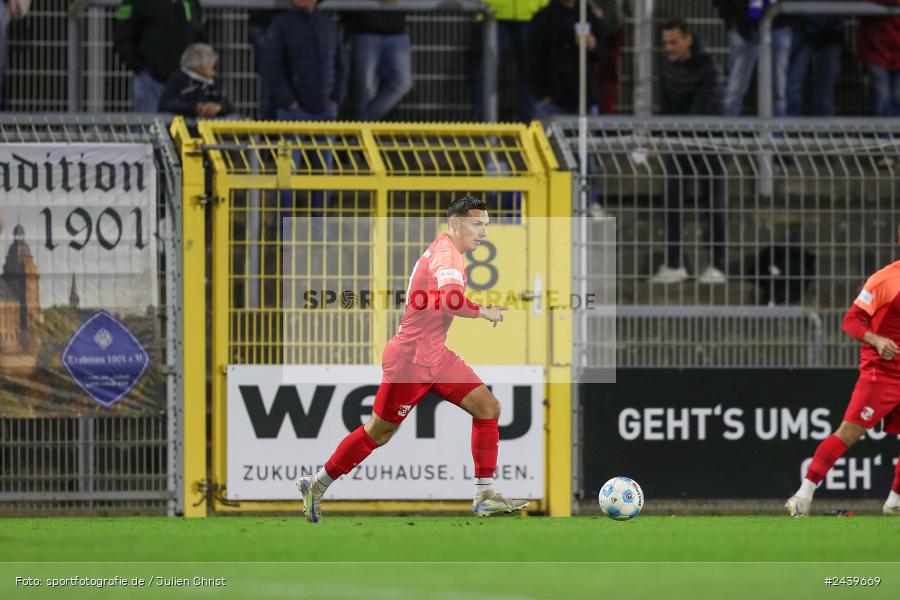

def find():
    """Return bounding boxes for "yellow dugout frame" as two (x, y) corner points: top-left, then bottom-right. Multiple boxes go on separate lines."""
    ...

(171, 118), (572, 517)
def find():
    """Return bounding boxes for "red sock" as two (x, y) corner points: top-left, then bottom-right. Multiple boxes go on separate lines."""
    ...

(893, 452), (900, 494)
(471, 418), (499, 478)
(323, 426), (379, 480)
(805, 434), (848, 484)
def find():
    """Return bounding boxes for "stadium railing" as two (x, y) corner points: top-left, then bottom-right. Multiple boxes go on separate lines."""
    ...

(543, 115), (900, 372)
(0, 114), (184, 516)
(20, 0), (499, 121)
(171, 117), (574, 517)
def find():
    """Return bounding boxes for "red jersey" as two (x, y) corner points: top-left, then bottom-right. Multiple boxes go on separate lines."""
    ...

(852, 260), (900, 375)
(393, 233), (468, 367)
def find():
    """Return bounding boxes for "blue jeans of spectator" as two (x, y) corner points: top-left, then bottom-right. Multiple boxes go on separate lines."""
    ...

(866, 65), (900, 117)
(724, 27), (792, 117)
(132, 71), (166, 112)
(473, 20), (533, 122)
(786, 32), (841, 116)
(532, 99), (598, 119)
(249, 22), (272, 119)
(351, 33), (412, 121)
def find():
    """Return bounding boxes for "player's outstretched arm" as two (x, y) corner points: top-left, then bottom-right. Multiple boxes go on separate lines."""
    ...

(437, 284), (481, 318)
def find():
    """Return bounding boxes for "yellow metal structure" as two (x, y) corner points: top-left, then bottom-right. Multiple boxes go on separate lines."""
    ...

(170, 118), (209, 517)
(179, 119), (572, 516)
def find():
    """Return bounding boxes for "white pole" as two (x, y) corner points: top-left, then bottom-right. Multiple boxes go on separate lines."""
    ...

(633, 0), (654, 116)
(577, 0), (588, 216)
(577, 0), (590, 377)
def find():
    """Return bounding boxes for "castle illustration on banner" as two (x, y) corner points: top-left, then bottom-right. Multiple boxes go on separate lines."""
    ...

(0, 217), (40, 373)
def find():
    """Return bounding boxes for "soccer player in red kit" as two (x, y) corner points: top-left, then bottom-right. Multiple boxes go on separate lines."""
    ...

(786, 255), (900, 517)
(296, 195), (529, 522)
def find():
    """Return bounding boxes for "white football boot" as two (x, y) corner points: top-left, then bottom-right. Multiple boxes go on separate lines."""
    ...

(883, 503), (900, 516)
(785, 495), (811, 518)
(473, 490), (529, 517)
(297, 476), (326, 523)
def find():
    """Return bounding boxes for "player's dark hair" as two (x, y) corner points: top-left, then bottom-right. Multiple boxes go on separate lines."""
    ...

(661, 17), (691, 36)
(447, 194), (487, 218)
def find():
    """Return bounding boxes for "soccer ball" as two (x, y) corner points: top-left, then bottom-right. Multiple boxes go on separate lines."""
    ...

(598, 476), (644, 521)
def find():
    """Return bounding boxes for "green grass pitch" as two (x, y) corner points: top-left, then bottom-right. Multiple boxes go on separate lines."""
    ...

(1, 515), (898, 599)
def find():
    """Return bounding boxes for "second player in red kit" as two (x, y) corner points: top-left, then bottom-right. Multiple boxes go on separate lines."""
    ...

(786, 246), (900, 517)
(297, 195), (529, 522)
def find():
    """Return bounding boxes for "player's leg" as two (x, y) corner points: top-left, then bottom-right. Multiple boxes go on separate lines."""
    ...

(786, 420), (865, 518)
(882, 407), (900, 515)
(455, 385), (528, 516)
(886, 450), (900, 515)
(298, 381), (418, 522)
(297, 415), (383, 524)
(458, 384), (501, 494)
(433, 350), (529, 516)
(787, 373), (888, 517)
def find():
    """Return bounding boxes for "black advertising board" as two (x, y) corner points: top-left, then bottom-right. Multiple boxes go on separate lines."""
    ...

(582, 369), (900, 499)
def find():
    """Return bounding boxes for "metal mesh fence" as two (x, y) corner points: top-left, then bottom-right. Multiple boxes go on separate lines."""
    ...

(0, 114), (181, 515)
(547, 116), (900, 369)
(5, 1), (487, 121)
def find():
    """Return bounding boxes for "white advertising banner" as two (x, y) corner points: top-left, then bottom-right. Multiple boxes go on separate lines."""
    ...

(226, 365), (545, 500)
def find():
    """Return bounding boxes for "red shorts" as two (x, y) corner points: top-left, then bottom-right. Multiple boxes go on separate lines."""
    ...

(844, 369), (900, 434)
(373, 340), (483, 424)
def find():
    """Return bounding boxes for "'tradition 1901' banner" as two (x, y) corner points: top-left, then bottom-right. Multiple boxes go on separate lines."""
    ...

(0, 144), (161, 416)
(227, 365), (545, 500)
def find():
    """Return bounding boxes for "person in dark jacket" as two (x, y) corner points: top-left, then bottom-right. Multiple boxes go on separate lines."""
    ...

(158, 43), (234, 118)
(260, 0), (344, 121)
(713, 0), (791, 116)
(651, 19), (728, 286)
(659, 21), (724, 116)
(529, 0), (605, 116)
(248, 9), (279, 119)
(786, 0), (843, 116)
(858, 0), (900, 117)
(343, 7), (412, 121)
(113, 0), (205, 113)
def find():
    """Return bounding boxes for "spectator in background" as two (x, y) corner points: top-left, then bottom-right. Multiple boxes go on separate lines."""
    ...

(0, 0), (30, 109)
(651, 18), (727, 285)
(529, 0), (605, 117)
(786, 0), (843, 116)
(590, 0), (630, 115)
(713, 0), (792, 116)
(247, 9), (279, 119)
(260, 0), (344, 121)
(158, 43), (234, 118)
(342, 5), (412, 121)
(113, 0), (205, 113)
(476, 0), (548, 122)
(858, 0), (900, 118)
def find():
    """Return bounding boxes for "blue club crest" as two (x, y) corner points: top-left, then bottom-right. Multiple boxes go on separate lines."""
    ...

(61, 311), (150, 408)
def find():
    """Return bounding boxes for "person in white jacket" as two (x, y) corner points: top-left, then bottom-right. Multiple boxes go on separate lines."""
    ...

(0, 0), (30, 108)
